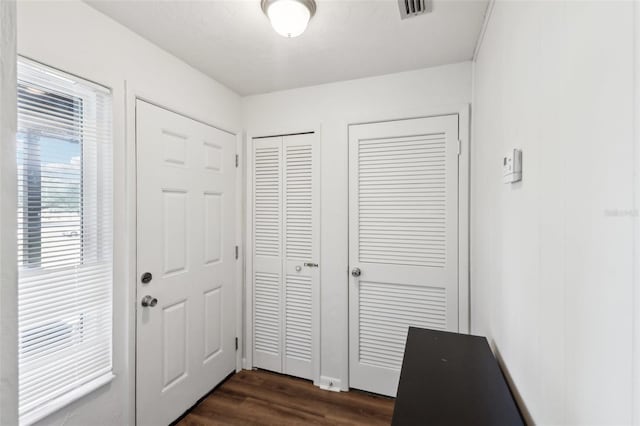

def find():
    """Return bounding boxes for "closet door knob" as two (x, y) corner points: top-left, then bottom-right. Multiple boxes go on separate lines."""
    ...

(351, 267), (361, 277)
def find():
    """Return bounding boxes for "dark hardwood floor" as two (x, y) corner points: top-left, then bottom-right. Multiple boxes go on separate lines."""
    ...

(176, 370), (395, 425)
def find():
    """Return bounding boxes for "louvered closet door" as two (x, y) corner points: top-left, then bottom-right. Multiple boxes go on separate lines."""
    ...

(282, 133), (319, 380)
(348, 115), (459, 397)
(252, 133), (319, 381)
(253, 136), (283, 372)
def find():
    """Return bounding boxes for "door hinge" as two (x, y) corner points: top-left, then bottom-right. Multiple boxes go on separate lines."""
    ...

(235, 337), (238, 351)
(235, 245), (239, 260)
(235, 154), (239, 168)
(457, 139), (461, 156)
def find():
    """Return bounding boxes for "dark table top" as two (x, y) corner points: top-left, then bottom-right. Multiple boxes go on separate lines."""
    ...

(391, 327), (524, 426)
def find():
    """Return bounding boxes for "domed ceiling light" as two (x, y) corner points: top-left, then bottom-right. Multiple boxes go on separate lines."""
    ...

(261, 0), (317, 38)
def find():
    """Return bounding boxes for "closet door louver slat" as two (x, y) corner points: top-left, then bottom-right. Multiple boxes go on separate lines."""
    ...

(358, 134), (447, 268)
(285, 275), (312, 362)
(285, 144), (313, 260)
(254, 272), (281, 356)
(254, 146), (281, 258)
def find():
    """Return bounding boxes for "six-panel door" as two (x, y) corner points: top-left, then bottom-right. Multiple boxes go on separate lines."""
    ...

(136, 101), (236, 426)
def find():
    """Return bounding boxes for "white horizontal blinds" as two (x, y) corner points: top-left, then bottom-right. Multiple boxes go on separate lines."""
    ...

(358, 134), (447, 267)
(17, 58), (113, 425)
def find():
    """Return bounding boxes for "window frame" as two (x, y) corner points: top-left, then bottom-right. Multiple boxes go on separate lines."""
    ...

(16, 56), (115, 426)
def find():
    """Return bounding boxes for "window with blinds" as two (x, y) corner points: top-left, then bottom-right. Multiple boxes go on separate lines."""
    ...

(16, 58), (113, 425)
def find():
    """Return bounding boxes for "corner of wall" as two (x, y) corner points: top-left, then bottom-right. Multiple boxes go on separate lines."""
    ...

(472, 0), (495, 63)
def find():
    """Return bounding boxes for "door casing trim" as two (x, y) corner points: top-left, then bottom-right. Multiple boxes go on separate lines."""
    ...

(127, 86), (242, 425)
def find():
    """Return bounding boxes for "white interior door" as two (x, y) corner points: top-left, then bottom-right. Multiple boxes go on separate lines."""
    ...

(136, 100), (236, 426)
(252, 133), (319, 381)
(348, 115), (459, 397)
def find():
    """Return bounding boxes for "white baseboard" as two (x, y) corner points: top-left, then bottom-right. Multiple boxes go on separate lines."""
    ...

(318, 376), (342, 392)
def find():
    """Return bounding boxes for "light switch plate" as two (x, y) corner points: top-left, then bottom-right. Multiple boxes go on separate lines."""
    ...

(503, 149), (522, 184)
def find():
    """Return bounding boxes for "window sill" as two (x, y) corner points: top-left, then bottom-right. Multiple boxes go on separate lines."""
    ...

(20, 372), (115, 426)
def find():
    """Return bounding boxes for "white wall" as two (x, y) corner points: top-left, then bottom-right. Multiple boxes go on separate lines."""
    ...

(17, 2), (241, 425)
(471, 1), (636, 424)
(242, 62), (472, 388)
(0, 2), (17, 425)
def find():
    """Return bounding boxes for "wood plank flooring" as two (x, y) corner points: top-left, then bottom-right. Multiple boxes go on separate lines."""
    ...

(176, 370), (395, 426)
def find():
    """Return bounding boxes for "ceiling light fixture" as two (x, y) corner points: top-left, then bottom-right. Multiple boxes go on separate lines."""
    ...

(261, 0), (316, 38)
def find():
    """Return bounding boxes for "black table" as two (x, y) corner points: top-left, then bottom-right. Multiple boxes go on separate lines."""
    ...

(391, 327), (524, 426)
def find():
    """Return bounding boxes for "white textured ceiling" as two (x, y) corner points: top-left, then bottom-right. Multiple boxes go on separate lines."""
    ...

(86, 0), (489, 95)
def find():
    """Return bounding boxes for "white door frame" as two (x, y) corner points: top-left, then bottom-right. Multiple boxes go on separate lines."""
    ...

(244, 126), (322, 385)
(125, 86), (244, 424)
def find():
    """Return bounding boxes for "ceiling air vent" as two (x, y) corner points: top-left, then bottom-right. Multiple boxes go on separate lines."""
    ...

(398, 0), (432, 19)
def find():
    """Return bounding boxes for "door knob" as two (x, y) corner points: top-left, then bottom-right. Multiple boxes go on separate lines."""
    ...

(141, 272), (152, 284)
(141, 295), (158, 307)
(295, 265), (302, 272)
(351, 267), (361, 277)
